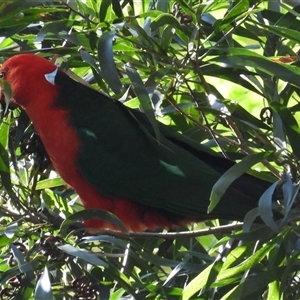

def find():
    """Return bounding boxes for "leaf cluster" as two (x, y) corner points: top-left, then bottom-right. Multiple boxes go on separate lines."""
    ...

(1, 0), (300, 299)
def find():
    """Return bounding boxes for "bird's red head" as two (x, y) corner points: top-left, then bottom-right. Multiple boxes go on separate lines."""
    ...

(0, 54), (58, 109)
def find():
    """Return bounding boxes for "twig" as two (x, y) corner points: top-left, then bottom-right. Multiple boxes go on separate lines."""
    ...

(85, 223), (243, 239)
(198, 4), (258, 61)
(166, 95), (244, 148)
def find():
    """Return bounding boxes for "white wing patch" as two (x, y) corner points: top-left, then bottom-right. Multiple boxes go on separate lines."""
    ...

(44, 68), (58, 85)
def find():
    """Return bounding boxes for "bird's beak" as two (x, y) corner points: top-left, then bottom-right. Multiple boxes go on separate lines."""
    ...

(0, 77), (16, 114)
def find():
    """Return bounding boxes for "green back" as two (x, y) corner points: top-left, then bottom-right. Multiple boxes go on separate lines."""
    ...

(53, 71), (271, 220)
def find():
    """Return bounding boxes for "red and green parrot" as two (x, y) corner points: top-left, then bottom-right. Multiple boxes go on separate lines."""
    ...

(0, 54), (275, 231)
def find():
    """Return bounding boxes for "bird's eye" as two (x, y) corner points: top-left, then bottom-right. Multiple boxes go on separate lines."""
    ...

(0, 71), (6, 79)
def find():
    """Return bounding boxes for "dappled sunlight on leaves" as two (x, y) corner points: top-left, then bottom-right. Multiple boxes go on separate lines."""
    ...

(0, 0), (300, 299)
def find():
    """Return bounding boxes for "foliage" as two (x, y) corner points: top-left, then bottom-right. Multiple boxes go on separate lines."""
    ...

(0, 0), (300, 299)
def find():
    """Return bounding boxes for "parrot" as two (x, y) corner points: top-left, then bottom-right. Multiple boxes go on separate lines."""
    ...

(0, 53), (277, 231)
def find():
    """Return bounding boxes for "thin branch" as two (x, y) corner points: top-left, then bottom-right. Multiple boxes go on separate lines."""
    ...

(85, 223), (244, 239)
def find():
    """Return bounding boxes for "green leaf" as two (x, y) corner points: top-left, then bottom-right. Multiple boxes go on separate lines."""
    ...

(1, 223), (19, 238)
(258, 23), (300, 45)
(36, 177), (64, 190)
(34, 266), (53, 300)
(209, 152), (269, 213)
(221, 267), (284, 300)
(150, 13), (180, 29)
(1, 2), (300, 298)
(258, 181), (280, 232)
(182, 260), (222, 300)
(281, 174), (299, 223)
(112, 0), (123, 18)
(75, 0), (96, 17)
(11, 244), (35, 299)
(270, 101), (300, 158)
(157, 0), (169, 12)
(59, 209), (128, 235)
(97, 30), (122, 94)
(80, 49), (98, 70)
(0, 113), (10, 173)
(35, 20), (70, 42)
(1, 78), (11, 112)
(99, 0), (112, 22)
(218, 0), (251, 26)
(57, 243), (109, 268)
(125, 63), (161, 142)
(210, 48), (300, 88)
(217, 237), (279, 282)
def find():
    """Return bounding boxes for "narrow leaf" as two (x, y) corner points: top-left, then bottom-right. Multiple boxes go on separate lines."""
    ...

(59, 209), (128, 234)
(270, 101), (300, 158)
(217, 238), (278, 282)
(36, 177), (64, 190)
(182, 261), (222, 300)
(97, 30), (122, 94)
(125, 63), (161, 142)
(209, 152), (268, 213)
(150, 13), (180, 29)
(258, 181), (280, 232)
(34, 266), (53, 300)
(57, 244), (108, 267)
